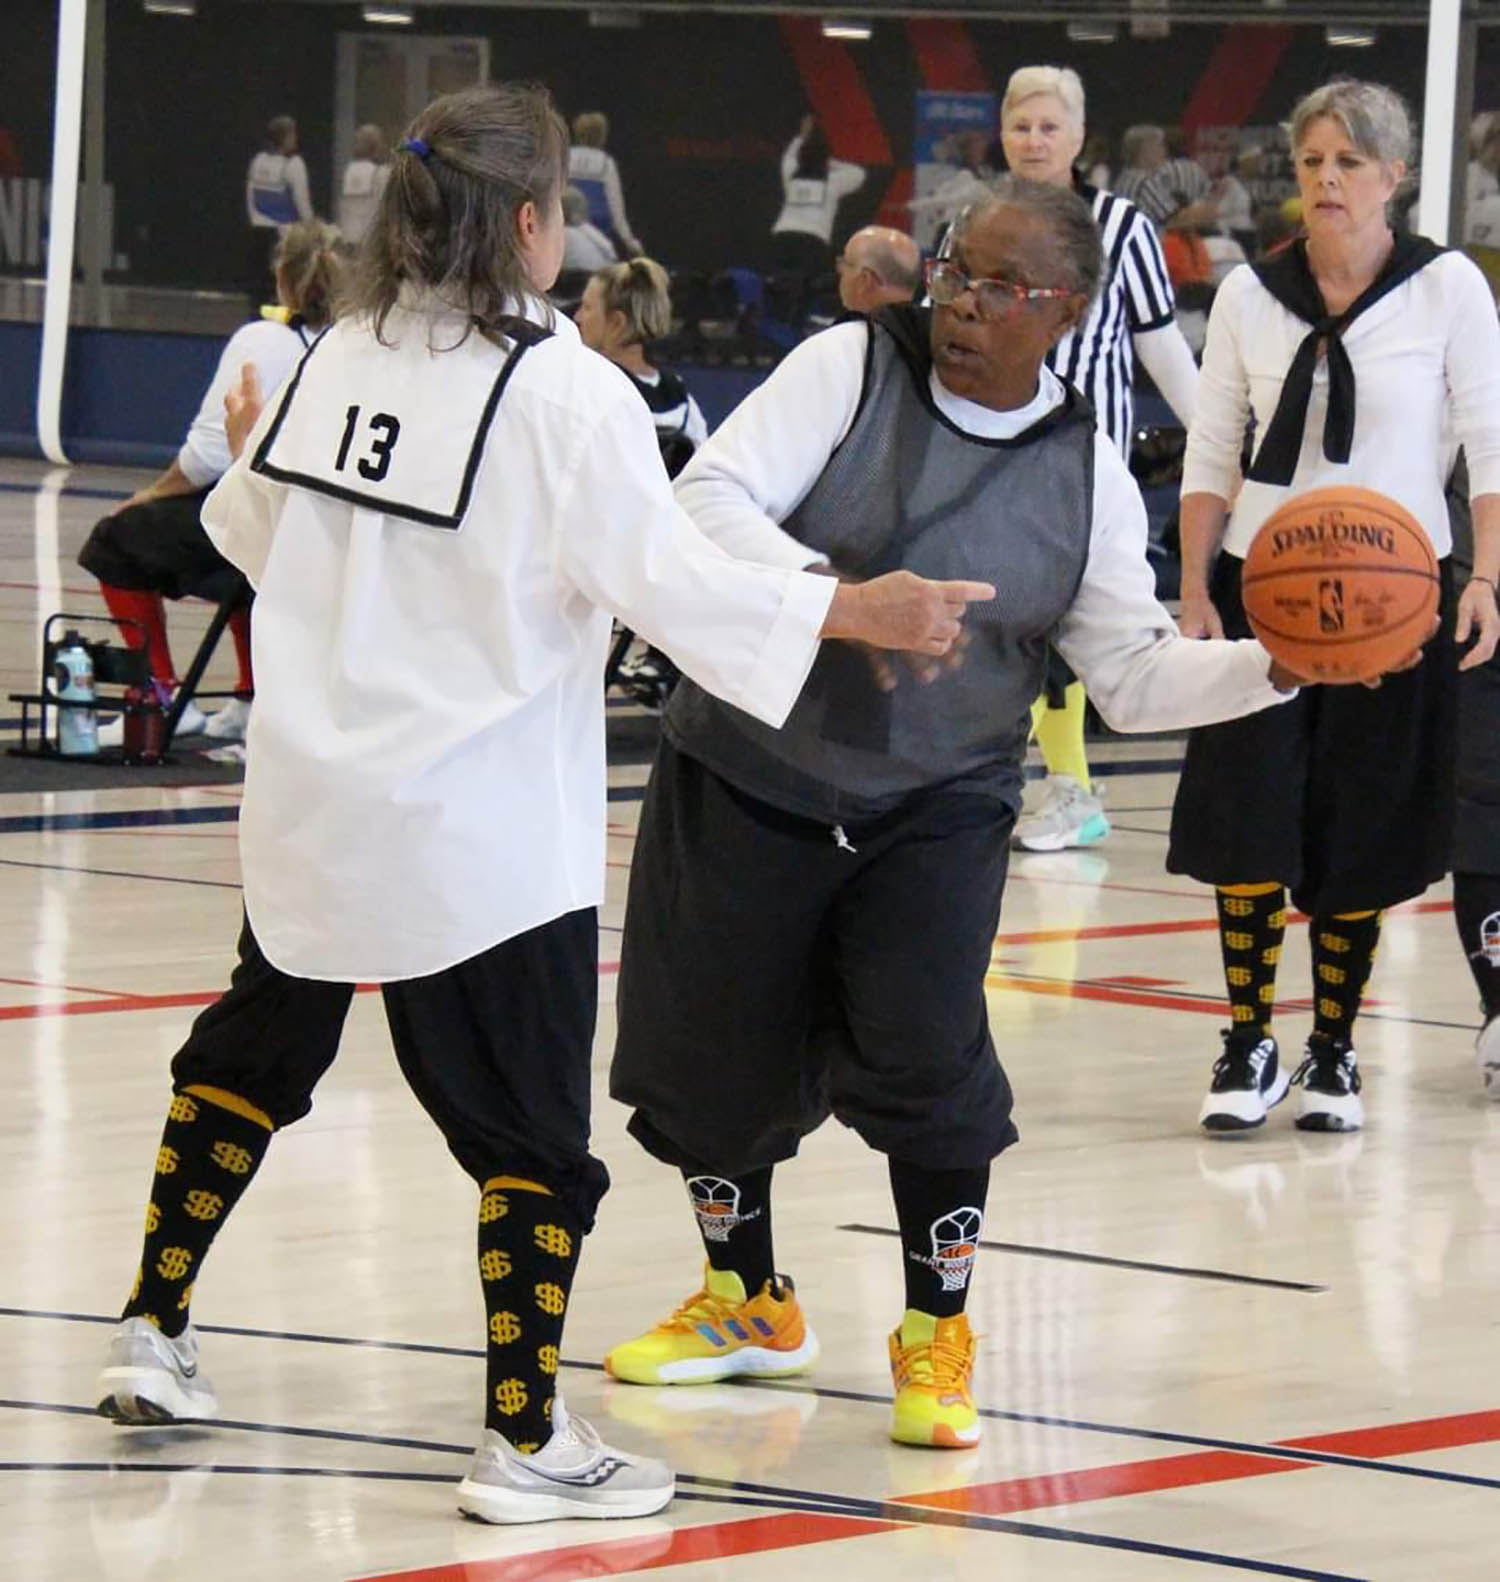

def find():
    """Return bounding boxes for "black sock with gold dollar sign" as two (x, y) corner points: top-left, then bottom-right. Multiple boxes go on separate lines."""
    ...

(121, 1086), (273, 1337)
(477, 1176), (583, 1453)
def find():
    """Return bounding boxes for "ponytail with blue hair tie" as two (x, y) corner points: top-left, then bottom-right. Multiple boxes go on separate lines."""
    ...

(400, 136), (431, 162)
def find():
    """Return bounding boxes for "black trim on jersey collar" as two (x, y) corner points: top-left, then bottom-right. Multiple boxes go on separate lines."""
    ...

(872, 303), (1095, 449)
(250, 317), (552, 530)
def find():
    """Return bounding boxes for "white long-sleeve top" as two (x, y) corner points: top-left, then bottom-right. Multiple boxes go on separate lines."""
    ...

(1182, 252), (1500, 556)
(675, 321), (1286, 734)
(245, 150), (312, 228)
(177, 316), (312, 488)
(337, 158), (390, 246)
(203, 301), (834, 981)
(567, 147), (641, 254)
(772, 137), (866, 243)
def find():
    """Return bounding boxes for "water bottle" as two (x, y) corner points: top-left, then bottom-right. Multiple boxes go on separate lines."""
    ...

(54, 632), (99, 756)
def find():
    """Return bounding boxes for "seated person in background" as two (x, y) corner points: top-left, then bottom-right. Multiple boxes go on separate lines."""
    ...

(79, 220), (343, 745)
(569, 111), (642, 256)
(837, 225), (922, 316)
(577, 257), (708, 707)
(338, 123), (390, 247)
(561, 185), (617, 274)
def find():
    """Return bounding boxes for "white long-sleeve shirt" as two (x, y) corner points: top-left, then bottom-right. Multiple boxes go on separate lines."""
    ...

(177, 317), (312, 488)
(567, 147), (640, 254)
(246, 150), (312, 228)
(203, 302), (834, 981)
(1182, 252), (1500, 556)
(675, 320), (1287, 734)
(772, 137), (866, 243)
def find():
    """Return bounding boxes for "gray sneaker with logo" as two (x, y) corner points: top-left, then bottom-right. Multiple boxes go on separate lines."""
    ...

(457, 1400), (674, 1524)
(96, 1317), (218, 1424)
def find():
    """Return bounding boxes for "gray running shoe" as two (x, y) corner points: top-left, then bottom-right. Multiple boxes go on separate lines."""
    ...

(96, 1317), (218, 1424)
(457, 1400), (674, 1524)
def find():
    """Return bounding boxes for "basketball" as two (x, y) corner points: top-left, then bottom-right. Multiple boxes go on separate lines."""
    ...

(1241, 486), (1440, 681)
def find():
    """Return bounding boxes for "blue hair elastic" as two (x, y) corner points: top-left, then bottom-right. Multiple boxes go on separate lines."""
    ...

(400, 137), (431, 161)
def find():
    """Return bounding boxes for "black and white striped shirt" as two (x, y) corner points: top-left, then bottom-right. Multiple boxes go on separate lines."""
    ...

(1047, 182), (1177, 455)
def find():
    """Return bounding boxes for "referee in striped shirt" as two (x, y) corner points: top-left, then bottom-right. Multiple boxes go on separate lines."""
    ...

(1000, 66), (1200, 851)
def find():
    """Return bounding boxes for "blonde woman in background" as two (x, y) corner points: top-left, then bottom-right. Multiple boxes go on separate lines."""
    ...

(338, 123), (390, 246)
(999, 65), (1199, 851)
(569, 110), (642, 255)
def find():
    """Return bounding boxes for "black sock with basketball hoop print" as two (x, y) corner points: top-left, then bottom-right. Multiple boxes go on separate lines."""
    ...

(680, 1166), (776, 1296)
(889, 1157), (991, 1318)
(1310, 910), (1383, 1045)
(1455, 873), (1500, 1019)
(120, 1086), (273, 1339)
(1215, 884), (1287, 1039)
(477, 1175), (582, 1454)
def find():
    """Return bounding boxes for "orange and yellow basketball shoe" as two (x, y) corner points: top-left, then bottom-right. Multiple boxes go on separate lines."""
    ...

(888, 1310), (980, 1448)
(604, 1264), (819, 1385)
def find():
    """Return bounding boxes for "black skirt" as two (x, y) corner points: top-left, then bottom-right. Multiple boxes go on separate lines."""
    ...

(1455, 649), (1500, 876)
(1167, 552), (1457, 915)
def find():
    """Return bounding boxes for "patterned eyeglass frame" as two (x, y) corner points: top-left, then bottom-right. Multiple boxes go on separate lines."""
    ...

(924, 257), (1074, 318)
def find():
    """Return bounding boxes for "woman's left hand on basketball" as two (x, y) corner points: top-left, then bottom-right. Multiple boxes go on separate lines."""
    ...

(1456, 578), (1500, 671)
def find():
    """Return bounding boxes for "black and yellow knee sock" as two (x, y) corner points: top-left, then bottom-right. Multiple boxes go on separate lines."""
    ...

(682, 1166), (775, 1294)
(889, 1158), (991, 1319)
(1216, 885), (1287, 1036)
(478, 1176), (582, 1453)
(121, 1086), (273, 1337)
(1311, 910), (1383, 1045)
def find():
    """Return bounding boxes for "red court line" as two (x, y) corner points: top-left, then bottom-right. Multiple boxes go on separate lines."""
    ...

(902, 1448), (1310, 1516)
(357, 1399), (1500, 1582)
(0, 966), (623, 1022)
(0, 974), (146, 1000)
(354, 1512), (898, 1582)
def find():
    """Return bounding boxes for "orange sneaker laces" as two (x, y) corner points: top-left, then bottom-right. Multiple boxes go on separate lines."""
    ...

(893, 1329), (974, 1393)
(656, 1286), (746, 1335)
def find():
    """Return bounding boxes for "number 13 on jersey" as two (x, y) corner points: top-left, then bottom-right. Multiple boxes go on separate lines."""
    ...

(335, 404), (401, 483)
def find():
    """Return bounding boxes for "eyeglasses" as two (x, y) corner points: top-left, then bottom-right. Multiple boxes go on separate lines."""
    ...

(924, 258), (1073, 318)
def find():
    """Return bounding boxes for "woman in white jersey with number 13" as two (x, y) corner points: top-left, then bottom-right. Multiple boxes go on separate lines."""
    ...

(90, 82), (990, 1529)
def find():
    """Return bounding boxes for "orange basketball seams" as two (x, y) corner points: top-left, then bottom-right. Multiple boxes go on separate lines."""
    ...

(1241, 486), (1440, 681)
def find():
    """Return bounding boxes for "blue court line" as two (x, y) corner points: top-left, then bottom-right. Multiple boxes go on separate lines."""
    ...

(0, 481), (131, 503)
(0, 805), (241, 836)
(6, 1306), (1500, 1498)
(0, 856), (241, 890)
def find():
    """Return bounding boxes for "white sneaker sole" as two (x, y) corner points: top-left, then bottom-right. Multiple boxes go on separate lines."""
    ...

(1294, 1090), (1364, 1132)
(1014, 817), (1110, 854)
(1200, 1065), (1291, 1132)
(96, 1365), (218, 1424)
(609, 1328), (820, 1385)
(456, 1475), (674, 1524)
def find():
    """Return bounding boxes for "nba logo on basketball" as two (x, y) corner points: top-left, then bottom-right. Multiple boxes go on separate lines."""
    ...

(1317, 578), (1345, 633)
(686, 1176), (760, 1242)
(911, 1207), (984, 1292)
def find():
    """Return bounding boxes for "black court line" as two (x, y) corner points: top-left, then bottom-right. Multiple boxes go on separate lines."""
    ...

(0, 1449), (1365, 1578)
(1110, 823), (1171, 837)
(11, 1308), (1500, 1500)
(0, 805), (241, 837)
(0, 856), (241, 890)
(839, 1222), (1325, 1293)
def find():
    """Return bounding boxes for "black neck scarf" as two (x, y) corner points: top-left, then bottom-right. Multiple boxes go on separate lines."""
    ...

(1246, 232), (1445, 486)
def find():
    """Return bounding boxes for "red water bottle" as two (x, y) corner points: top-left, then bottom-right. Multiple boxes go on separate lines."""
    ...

(121, 687), (166, 763)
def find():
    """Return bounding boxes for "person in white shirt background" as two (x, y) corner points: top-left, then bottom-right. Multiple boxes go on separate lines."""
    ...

(604, 180), (1358, 1455)
(560, 184), (618, 275)
(78, 219), (343, 746)
(336, 122), (390, 247)
(1171, 79), (1500, 1138)
(244, 113), (314, 304)
(997, 65), (1200, 856)
(771, 113), (866, 278)
(568, 110), (642, 256)
(91, 81), (988, 1528)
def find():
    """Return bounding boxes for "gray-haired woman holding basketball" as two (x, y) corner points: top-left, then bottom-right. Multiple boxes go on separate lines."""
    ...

(90, 81), (988, 1527)
(1171, 79), (1500, 1134)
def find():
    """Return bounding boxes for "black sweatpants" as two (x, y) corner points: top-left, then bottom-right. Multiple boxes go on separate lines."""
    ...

(78, 490), (243, 604)
(171, 910), (609, 1230)
(611, 740), (1019, 1177)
